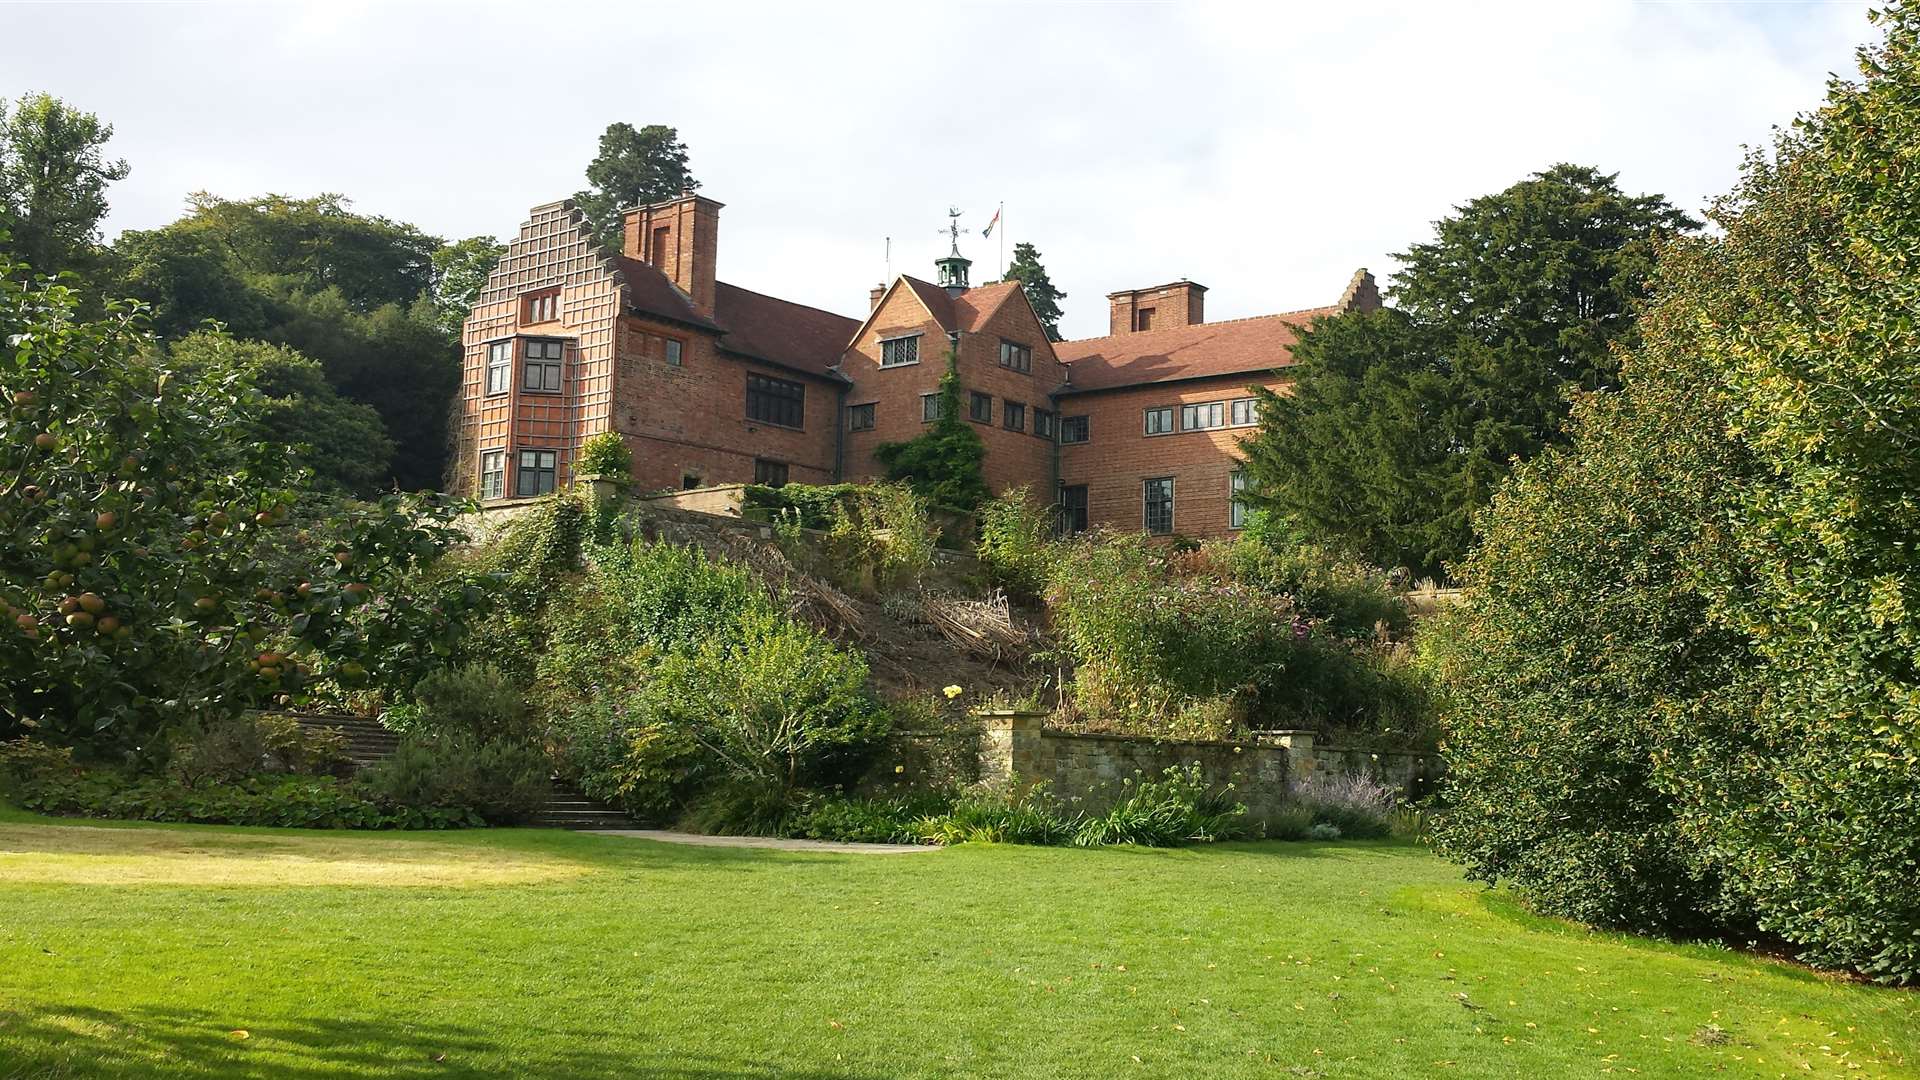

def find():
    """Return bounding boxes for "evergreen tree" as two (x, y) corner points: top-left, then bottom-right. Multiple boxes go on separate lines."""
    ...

(428, 235), (506, 338)
(0, 93), (129, 283)
(1241, 164), (1697, 579)
(573, 123), (697, 252)
(1001, 241), (1066, 341)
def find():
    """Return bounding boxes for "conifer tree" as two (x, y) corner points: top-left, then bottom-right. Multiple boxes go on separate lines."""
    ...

(1001, 242), (1066, 341)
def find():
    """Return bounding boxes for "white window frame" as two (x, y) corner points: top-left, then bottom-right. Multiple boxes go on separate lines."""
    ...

(1143, 476), (1175, 535)
(1181, 401), (1226, 431)
(880, 334), (922, 367)
(1230, 470), (1249, 529)
(479, 449), (506, 500)
(665, 338), (684, 366)
(1230, 397), (1260, 427)
(485, 341), (512, 396)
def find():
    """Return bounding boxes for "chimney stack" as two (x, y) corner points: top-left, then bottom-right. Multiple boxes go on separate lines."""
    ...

(621, 193), (724, 319)
(1107, 280), (1207, 336)
(870, 283), (888, 311)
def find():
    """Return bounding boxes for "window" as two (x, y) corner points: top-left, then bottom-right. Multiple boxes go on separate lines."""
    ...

(1003, 401), (1026, 431)
(1059, 484), (1089, 535)
(999, 339), (1032, 373)
(1034, 409), (1058, 440)
(516, 449), (557, 497)
(1230, 397), (1259, 426)
(485, 341), (512, 396)
(880, 334), (921, 367)
(1059, 415), (1090, 444)
(969, 391), (993, 424)
(1143, 406), (1174, 436)
(1134, 307), (1155, 331)
(921, 393), (946, 422)
(1230, 471), (1250, 529)
(745, 372), (805, 428)
(479, 449), (506, 500)
(664, 339), (683, 367)
(754, 459), (789, 487)
(1143, 477), (1175, 535)
(1181, 401), (1227, 431)
(522, 339), (564, 393)
(522, 289), (559, 324)
(848, 402), (876, 431)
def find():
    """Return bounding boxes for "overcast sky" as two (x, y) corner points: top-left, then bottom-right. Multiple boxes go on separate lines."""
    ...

(3, 1), (1873, 340)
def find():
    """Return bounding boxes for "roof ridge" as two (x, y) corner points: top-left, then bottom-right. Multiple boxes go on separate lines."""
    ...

(1060, 304), (1336, 347)
(717, 280), (859, 325)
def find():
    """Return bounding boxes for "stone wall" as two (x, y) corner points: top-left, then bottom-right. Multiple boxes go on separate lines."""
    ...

(973, 712), (1441, 822)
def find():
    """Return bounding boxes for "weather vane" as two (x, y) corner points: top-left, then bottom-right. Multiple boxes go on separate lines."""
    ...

(940, 206), (969, 256)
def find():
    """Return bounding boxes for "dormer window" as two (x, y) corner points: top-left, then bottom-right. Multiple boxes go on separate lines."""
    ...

(522, 288), (560, 324)
(880, 334), (921, 367)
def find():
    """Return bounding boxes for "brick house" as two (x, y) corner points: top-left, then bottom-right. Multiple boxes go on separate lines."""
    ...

(454, 193), (1378, 541)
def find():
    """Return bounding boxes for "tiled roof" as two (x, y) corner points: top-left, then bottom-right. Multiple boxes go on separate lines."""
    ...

(950, 280), (1027, 331)
(1053, 306), (1340, 393)
(898, 276), (956, 331)
(614, 256), (719, 332)
(616, 256), (857, 380)
(713, 282), (860, 379)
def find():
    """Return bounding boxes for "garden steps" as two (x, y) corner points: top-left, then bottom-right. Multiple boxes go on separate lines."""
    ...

(278, 712), (639, 830)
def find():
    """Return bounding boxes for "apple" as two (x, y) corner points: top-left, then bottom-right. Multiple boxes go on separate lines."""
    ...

(95, 511), (118, 530)
(65, 611), (94, 629)
(96, 615), (120, 635)
(32, 432), (55, 452)
(16, 614), (38, 638)
(77, 593), (105, 615)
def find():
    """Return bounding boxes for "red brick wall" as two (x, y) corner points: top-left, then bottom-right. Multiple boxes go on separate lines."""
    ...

(610, 314), (838, 491)
(841, 283), (1064, 500)
(1055, 373), (1290, 540)
(621, 195), (720, 318)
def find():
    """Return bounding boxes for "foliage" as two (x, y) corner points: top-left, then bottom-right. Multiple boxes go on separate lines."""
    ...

(742, 482), (861, 530)
(0, 265), (485, 759)
(1435, 10), (1920, 982)
(1240, 165), (1697, 579)
(572, 123), (697, 251)
(390, 663), (528, 741)
(915, 782), (1079, 846)
(975, 486), (1055, 600)
(1000, 241), (1066, 341)
(426, 235), (505, 339)
(166, 713), (348, 787)
(359, 732), (550, 826)
(1287, 771), (1396, 840)
(1046, 531), (1428, 744)
(167, 331), (394, 495)
(785, 790), (952, 845)
(873, 355), (989, 513)
(1071, 765), (1247, 846)
(0, 93), (129, 285)
(113, 193), (457, 490)
(1230, 510), (1408, 638)
(575, 431), (632, 480)
(642, 609), (887, 797)
(12, 768), (481, 829)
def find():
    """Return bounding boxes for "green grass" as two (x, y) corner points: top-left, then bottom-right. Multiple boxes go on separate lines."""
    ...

(1, 809), (1914, 1079)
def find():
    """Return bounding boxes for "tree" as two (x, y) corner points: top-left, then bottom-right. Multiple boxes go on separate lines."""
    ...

(1241, 165), (1697, 579)
(573, 123), (697, 251)
(114, 195), (459, 490)
(1433, 7), (1920, 983)
(428, 235), (505, 339)
(0, 93), (129, 283)
(873, 355), (989, 513)
(167, 332), (395, 495)
(0, 260), (480, 760)
(1001, 242), (1066, 341)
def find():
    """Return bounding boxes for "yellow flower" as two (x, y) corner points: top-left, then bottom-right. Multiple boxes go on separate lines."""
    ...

(942, 684), (964, 699)
(894, 765), (905, 774)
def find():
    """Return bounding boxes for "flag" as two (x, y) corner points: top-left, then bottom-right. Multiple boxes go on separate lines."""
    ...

(982, 203), (1002, 239)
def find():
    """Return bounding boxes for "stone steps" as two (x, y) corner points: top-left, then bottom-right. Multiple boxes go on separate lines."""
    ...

(278, 712), (639, 829)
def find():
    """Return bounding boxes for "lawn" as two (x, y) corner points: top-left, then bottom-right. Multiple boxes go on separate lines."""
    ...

(1, 810), (1914, 1079)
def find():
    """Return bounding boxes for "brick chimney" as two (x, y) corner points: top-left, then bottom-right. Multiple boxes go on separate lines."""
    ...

(1107, 280), (1206, 336)
(870, 283), (887, 311)
(1339, 268), (1381, 313)
(622, 193), (722, 318)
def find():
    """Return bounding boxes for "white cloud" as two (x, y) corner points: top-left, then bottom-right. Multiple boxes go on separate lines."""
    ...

(0, 0), (1872, 338)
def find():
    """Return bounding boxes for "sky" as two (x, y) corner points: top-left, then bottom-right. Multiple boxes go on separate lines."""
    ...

(1, 0), (1874, 340)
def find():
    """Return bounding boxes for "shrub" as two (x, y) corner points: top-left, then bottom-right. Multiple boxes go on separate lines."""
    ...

(744, 483), (862, 530)
(0, 737), (79, 799)
(976, 486), (1055, 599)
(166, 713), (348, 787)
(1289, 771), (1395, 840)
(787, 791), (951, 845)
(1073, 765), (1247, 846)
(575, 431), (632, 479)
(551, 704), (703, 824)
(1308, 823), (1342, 841)
(916, 782), (1079, 846)
(7, 759), (482, 830)
(359, 732), (551, 826)
(395, 663), (528, 741)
